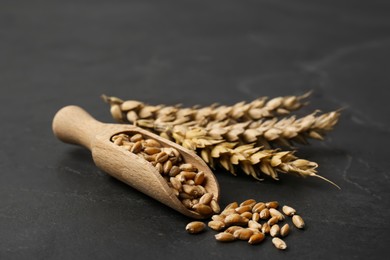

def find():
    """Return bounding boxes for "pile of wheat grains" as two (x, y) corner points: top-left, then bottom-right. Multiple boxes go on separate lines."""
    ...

(186, 199), (305, 250)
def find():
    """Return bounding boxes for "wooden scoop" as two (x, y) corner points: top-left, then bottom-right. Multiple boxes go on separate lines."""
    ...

(52, 105), (220, 219)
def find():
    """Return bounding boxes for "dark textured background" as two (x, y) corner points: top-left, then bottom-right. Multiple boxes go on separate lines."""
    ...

(1, 0), (390, 259)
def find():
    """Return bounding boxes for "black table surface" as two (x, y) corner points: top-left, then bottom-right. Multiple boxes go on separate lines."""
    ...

(1, 1), (389, 259)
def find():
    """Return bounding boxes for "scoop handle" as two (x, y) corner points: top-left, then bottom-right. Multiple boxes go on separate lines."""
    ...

(52, 105), (104, 150)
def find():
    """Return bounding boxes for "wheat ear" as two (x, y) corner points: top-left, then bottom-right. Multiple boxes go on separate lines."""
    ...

(101, 92), (311, 125)
(167, 125), (340, 188)
(126, 109), (340, 150)
(101, 94), (340, 187)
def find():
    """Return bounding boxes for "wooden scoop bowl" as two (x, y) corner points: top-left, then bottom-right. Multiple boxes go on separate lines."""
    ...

(52, 105), (220, 219)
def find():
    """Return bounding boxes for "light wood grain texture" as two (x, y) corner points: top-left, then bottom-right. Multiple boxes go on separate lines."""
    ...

(52, 105), (220, 219)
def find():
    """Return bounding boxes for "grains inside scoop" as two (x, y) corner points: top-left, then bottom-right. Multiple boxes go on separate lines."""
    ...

(111, 132), (220, 217)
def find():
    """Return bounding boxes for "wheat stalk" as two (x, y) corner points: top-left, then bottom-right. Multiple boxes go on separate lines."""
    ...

(101, 92), (311, 126)
(101, 94), (340, 187)
(125, 110), (340, 150)
(162, 125), (339, 188)
(102, 93), (339, 148)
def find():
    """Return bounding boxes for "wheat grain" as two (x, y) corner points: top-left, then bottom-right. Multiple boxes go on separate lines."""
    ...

(186, 221), (206, 234)
(272, 237), (287, 250)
